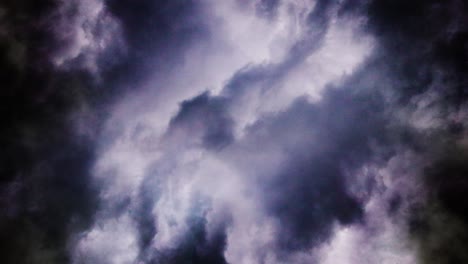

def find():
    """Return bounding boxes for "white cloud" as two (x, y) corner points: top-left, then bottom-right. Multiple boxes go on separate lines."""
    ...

(73, 214), (139, 264)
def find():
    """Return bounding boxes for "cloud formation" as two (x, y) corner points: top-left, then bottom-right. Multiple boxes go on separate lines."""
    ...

(1, 0), (468, 263)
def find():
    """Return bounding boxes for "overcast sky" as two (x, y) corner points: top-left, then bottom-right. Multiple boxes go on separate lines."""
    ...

(1, 1), (468, 263)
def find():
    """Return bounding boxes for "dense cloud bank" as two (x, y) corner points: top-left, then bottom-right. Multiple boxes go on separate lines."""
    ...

(1, 0), (468, 263)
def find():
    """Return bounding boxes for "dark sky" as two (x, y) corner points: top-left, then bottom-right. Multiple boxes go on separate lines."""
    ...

(1, 0), (468, 263)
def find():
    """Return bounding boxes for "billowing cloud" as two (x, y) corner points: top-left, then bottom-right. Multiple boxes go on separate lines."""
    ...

(1, 0), (468, 263)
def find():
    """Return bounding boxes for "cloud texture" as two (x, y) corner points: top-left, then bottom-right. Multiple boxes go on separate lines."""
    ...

(1, 0), (468, 263)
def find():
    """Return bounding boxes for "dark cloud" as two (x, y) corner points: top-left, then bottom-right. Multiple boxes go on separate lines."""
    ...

(241, 84), (389, 255)
(0, 69), (100, 263)
(102, 0), (208, 91)
(0, 0), (209, 260)
(365, 0), (468, 102)
(2, 0), (468, 263)
(132, 91), (234, 261)
(138, 194), (230, 264)
(426, 150), (468, 223)
(152, 217), (229, 264)
(0, 1), (113, 263)
(134, 174), (162, 258)
(145, 2), (391, 260)
(404, 138), (468, 264)
(167, 92), (234, 150)
(354, 0), (468, 262)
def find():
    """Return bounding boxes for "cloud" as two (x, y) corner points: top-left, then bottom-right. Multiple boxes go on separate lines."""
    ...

(3, 0), (468, 263)
(166, 92), (234, 150)
(48, 0), (125, 72)
(76, 2), (387, 262)
(0, 1), (123, 262)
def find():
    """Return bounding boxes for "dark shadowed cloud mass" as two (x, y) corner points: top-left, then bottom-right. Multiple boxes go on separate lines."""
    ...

(1, 0), (468, 263)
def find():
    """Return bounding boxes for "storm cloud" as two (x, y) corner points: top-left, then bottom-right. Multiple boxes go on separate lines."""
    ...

(1, 0), (468, 263)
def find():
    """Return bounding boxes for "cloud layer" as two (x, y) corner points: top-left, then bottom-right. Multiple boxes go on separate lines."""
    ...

(1, 0), (468, 263)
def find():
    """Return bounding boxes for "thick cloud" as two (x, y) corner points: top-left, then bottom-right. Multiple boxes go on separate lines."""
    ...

(109, 4), (383, 262)
(46, 0), (124, 72)
(166, 92), (234, 150)
(143, 199), (230, 264)
(360, 1), (468, 263)
(250, 93), (381, 253)
(2, 0), (468, 263)
(102, 0), (208, 91)
(0, 0), (120, 263)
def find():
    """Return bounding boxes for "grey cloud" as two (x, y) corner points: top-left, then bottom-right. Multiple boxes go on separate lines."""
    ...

(46, 0), (124, 72)
(255, 0), (281, 18)
(233, 84), (390, 257)
(359, 1), (468, 262)
(3, 0), (468, 263)
(125, 2), (388, 262)
(144, 197), (229, 264)
(102, 0), (208, 91)
(166, 92), (234, 151)
(0, 1), (123, 263)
